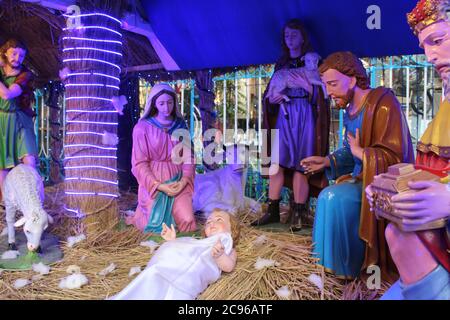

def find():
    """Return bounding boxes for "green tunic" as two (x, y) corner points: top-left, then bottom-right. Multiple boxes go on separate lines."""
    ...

(0, 68), (37, 169)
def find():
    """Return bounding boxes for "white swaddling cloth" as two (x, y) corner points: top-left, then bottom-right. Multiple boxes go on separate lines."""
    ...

(110, 232), (233, 300)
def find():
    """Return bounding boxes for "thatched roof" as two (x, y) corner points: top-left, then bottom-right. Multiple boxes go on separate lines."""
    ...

(0, 0), (162, 87)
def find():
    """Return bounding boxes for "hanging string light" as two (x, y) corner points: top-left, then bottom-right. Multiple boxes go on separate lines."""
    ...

(63, 11), (123, 218)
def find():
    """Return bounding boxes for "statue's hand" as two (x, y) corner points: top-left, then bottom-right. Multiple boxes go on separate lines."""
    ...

(365, 184), (375, 212)
(347, 128), (363, 160)
(161, 223), (176, 241)
(392, 181), (450, 227)
(211, 240), (225, 259)
(300, 156), (330, 174)
(269, 93), (286, 104)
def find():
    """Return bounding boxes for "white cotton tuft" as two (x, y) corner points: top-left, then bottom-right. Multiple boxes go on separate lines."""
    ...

(308, 274), (324, 291)
(124, 210), (135, 217)
(102, 131), (119, 146)
(67, 234), (86, 248)
(14, 278), (31, 289)
(59, 67), (70, 81)
(275, 286), (291, 299)
(111, 95), (127, 115)
(254, 257), (279, 270)
(59, 273), (89, 290)
(140, 240), (159, 253)
(32, 262), (50, 275)
(252, 235), (267, 247)
(1, 227), (8, 237)
(1, 250), (20, 260)
(98, 263), (116, 276)
(128, 266), (142, 277)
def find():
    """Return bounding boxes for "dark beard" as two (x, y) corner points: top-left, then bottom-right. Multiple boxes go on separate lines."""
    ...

(335, 88), (355, 110)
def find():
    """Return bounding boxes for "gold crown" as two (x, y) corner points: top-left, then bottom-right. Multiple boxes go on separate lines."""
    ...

(407, 0), (450, 35)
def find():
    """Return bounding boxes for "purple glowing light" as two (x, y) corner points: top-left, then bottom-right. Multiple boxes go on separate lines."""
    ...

(65, 84), (120, 90)
(63, 12), (121, 213)
(63, 26), (123, 37)
(64, 144), (118, 151)
(63, 47), (123, 56)
(65, 192), (119, 198)
(66, 110), (118, 114)
(63, 58), (121, 72)
(98, 193), (119, 197)
(93, 73), (121, 81)
(67, 72), (120, 82)
(64, 206), (81, 215)
(66, 131), (105, 136)
(64, 155), (117, 160)
(64, 165), (118, 173)
(62, 36), (122, 45)
(63, 13), (122, 26)
(66, 120), (118, 126)
(65, 192), (95, 195)
(63, 207), (86, 219)
(64, 207), (79, 214)
(65, 97), (112, 102)
(65, 177), (119, 185)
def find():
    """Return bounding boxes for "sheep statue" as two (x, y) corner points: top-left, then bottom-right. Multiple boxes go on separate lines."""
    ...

(3, 164), (53, 252)
(193, 144), (261, 217)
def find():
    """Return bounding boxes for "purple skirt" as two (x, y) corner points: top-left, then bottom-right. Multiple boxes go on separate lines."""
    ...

(272, 88), (316, 172)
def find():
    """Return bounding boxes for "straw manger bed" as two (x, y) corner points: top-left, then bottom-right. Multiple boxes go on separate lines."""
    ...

(0, 184), (388, 300)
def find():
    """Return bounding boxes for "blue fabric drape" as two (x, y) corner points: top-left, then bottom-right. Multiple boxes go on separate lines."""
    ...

(142, 0), (421, 70)
(144, 172), (182, 234)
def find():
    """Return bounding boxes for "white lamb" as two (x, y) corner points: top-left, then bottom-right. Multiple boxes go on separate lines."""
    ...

(193, 144), (261, 217)
(267, 52), (328, 103)
(3, 164), (53, 252)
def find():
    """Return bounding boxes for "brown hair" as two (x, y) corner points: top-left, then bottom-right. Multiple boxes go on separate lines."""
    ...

(204, 209), (241, 247)
(318, 51), (370, 89)
(280, 19), (313, 61)
(0, 38), (28, 60)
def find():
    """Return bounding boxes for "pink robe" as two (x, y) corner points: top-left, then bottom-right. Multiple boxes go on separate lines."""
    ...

(126, 120), (197, 232)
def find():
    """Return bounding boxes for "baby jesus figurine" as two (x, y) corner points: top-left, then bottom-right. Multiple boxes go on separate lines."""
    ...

(267, 52), (327, 104)
(110, 209), (240, 300)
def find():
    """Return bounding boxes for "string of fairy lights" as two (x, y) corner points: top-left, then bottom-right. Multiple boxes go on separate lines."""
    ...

(62, 12), (123, 217)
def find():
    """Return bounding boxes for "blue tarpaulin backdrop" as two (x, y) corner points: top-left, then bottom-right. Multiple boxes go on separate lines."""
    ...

(142, 0), (423, 70)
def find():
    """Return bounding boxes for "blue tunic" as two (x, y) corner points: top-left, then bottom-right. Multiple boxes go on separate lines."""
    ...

(275, 87), (315, 172)
(312, 106), (366, 278)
